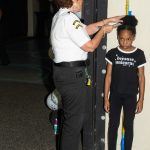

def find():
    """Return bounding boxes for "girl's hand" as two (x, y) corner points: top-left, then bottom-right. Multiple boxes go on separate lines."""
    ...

(104, 98), (110, 113)
(135, 100), (143, 114)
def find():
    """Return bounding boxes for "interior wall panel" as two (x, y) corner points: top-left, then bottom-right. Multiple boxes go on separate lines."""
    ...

(82, 0), (108, 150)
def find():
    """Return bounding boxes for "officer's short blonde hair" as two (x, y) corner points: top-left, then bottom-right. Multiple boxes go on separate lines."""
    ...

(54, 0), (73, 8)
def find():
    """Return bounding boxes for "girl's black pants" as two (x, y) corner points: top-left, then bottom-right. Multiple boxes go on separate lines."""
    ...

(108, 92), (137, 150)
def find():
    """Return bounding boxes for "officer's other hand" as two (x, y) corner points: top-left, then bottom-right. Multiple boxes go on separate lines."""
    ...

(102, 25), (114, 34)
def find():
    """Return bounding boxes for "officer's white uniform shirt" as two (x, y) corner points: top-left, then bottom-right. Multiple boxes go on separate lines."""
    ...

(50, 8), (91, 63)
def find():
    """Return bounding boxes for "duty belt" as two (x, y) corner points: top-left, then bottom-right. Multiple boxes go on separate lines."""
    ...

(54, 59), (89, 67)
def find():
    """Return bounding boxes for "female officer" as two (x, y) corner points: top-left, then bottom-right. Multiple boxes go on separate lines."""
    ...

(50, 0), (124, 150)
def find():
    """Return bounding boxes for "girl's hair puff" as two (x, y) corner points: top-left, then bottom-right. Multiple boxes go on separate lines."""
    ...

(117, 15), (138, 36)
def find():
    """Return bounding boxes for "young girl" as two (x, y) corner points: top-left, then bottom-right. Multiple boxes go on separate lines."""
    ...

(104, 15), (146, 150)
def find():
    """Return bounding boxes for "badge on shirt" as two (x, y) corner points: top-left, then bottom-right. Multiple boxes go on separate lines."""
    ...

(73, 20), (83, 29)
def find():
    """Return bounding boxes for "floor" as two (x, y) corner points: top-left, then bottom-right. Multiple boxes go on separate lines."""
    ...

(0, 37), (56, 150)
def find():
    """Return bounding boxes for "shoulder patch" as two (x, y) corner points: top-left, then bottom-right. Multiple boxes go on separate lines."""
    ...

(73, 20), (83, 29)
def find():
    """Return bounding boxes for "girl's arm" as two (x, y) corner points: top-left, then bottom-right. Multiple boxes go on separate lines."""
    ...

(136, 66), (145, 114)
(104, 63), (112, 112)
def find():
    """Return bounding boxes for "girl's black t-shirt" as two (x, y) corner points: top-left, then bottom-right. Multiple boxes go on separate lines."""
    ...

(105, 47), (146, 94)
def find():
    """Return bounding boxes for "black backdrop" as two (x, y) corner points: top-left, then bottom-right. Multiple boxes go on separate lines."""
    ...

(1, 0), (27, 40)
(82, 0), (108, 150)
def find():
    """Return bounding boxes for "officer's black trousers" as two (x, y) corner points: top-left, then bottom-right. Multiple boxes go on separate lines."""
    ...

(53, 65), (88, 150)
(108, 92), (137, 150)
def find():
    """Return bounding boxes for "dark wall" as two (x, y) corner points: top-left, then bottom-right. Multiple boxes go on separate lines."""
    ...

(2, 0), (27, 39)
(35, 0), (57, 37)
(82, 0), (108, 150)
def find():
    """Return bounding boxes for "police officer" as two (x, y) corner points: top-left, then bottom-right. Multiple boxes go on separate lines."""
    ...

(50, 0), (124, 150)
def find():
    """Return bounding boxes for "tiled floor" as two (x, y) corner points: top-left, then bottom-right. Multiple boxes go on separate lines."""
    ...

(0, 37), (56, 150)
